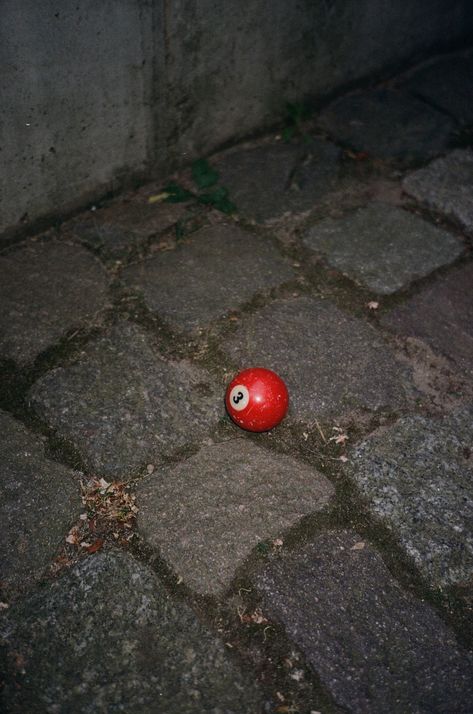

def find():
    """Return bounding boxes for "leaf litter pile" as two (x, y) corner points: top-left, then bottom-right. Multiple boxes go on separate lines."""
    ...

(51, 478), (138, 574)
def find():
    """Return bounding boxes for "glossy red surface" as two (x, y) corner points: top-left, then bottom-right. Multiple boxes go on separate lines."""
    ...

(225, 367), (289, 432)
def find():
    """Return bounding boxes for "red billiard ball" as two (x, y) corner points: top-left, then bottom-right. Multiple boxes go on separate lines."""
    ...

(225, 367), (289, 432)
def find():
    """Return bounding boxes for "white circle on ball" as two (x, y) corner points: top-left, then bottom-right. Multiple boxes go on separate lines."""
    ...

(229, 384), (250, 411)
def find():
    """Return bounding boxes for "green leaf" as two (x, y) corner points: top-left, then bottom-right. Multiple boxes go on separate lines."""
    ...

(285, 101), (310, 125)
(197, 186), (236, 214)
(256, 541), (270, 556)
(162, 183), (194, 203)
(198, 186), (228, 203)
(192, 158), (219, 189)
(282, 125), (295, 142)
(213, 197), (236, 214)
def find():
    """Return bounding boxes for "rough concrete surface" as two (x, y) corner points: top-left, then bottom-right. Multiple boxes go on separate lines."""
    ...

(0, 410), (80, 592)
(255, 530), (473, 714)
(137, 440), (334, 596)
(223, 296), (413, 420)
(318, 89), (456, 162)
(29, 322), (221, 478)
(0, 242), (108, 366)
(215, 139), (341, 222)
(382, 262), (473, 377)
(346, 405), (473, 588)
(0, 550), (263, 714)
(122, 224), (295, 332)
(302, 203), (463, 294)
(1, 0), (154, 235)
(403, 149), (473, 234)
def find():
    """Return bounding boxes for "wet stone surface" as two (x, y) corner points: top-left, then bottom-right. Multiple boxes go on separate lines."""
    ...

(0, 242), (108, 367)
(29, 322), (222, 478)
(223, 296), (413, 420)
(137, 439), (334, 596)
(402, 50), (473, 126)
(302, 203), (462, 294)
(318, 89), (456, 162)
(403, 149), (473, 234)
(0, 550), (263, 714)
(0, 410), (80, 593)
(122, 224), (295, 333)
(215, 139), (341, 222)
(255, 530), (473, 714)
(382, 262), (473, 377)
(346, 405), (473, 588)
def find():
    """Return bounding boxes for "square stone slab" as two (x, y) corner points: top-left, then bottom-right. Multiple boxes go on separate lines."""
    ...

(317, 89), (456, 162)
(223, 297), (413, 420)
(346, 405), (473, 588)
(1, 550), (263, 713)
(0, 242), (108, 367)
(122, 224), (295, 333)
(402, 51), (473, 126)
(382, 262), (473, 377)
(29, 322), (221, 478)
(137, 440), (334, 596)
(403, 149), (473, 234)
(0, 410), (81, 592)
(215, 139), (341, 222)
(302, 203), (462, 294)
(255, 530), (473, 714)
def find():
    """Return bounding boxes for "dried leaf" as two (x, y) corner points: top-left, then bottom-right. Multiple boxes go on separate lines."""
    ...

(86, 539), (104, 554)
(148, 192), (170, 204)
(330, 433), (348, 445)
(289, 669), (304, 682)
(351, 541), (365, 551)
(339, 455), (349, 463)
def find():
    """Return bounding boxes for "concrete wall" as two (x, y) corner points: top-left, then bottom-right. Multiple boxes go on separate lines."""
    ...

(2, 0), (473, 237)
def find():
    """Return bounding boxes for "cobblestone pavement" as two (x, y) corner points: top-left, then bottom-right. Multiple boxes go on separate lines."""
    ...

(1, 49), (473, 714)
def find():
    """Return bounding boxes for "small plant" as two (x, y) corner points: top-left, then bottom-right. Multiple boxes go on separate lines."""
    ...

(152, 158), (236, 216)
(256, 541), (270, 556)
(282, 101), (311, 142)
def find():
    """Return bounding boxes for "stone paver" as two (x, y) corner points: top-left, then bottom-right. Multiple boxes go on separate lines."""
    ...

(29, 322), (221, 478)
(382, 262), (473, 377)
(137, 439), (334, 596)
(122, 224), (295, 333)
(0, 242), (108, 366)
(318, 89), (456, 162)
(70, 220), (144, 261)
(0, 411), (81, 592)
(346, 405), (473, 588)
(302, 203), (462, 294)
(255, 530), (473, 714)
(69, 201), (196, 259)
(223, 296), (413, 420)
(403, 149), (473, 234)
(215, 139), (341, 222)
(402, 51), (473, 126)
(0, 550), (263, 714)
